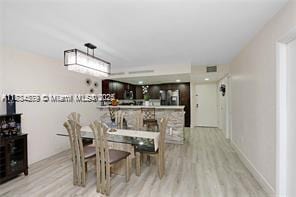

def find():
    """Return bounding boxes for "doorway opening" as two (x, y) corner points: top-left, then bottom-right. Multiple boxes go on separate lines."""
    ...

(193, 75), (232, 140)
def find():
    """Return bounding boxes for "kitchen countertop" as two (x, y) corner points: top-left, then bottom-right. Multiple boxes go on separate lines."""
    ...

(97, 105), (185, 109)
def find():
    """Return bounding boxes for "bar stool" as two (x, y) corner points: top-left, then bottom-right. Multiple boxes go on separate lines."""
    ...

(141, 107), (158, 132)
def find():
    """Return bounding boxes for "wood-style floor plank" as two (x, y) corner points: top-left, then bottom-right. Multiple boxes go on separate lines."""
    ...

(0, 127), (269, 197)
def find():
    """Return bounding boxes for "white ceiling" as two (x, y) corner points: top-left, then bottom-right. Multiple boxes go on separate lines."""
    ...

(116, 72), (227, 84)
(1, 0), (288, 71)
(116, 74), (191, 85)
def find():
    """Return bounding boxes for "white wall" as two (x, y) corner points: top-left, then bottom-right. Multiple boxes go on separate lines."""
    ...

(0, 4), (5, 114)
(0, 47), (5, 114)
(217, 77), (227, 137)
(287, 38), (296, 197)
(1, 46), (102, 164)
(230, 0), (296, 193)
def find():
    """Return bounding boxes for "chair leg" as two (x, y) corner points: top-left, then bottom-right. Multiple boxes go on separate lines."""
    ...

(125, 157), (130, 182)
(81, 166), (86, 187)
(71, 158), (77, 186)
(96, 161), (101, 193)
(85, 161), (88, 174)
(146, 155), (151, 166)
(162, 155), (165, 176)
(136, 152), (141, 176)
(157, 154), (163, 179)
(106, 165), (111, 195)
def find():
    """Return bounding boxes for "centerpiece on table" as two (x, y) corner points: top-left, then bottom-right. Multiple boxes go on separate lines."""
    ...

(142, 85), (150, 106)
(111, 98), (119, 106)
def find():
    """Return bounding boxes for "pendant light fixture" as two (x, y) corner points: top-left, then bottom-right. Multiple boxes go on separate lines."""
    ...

(64, 43), (111, 77)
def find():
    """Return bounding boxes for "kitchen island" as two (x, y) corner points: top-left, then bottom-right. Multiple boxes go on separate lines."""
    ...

(97, 105), (185, 144)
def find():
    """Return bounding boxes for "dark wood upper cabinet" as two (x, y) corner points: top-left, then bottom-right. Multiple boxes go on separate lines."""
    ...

(148, 85), (161, 99)
(102, 80), (109, 94)
(115, 82), (125, 99)
(102, 80), (136, 100)
(135, 86), (143, 99)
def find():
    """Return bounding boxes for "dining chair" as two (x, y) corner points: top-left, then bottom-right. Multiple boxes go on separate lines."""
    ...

(68, 112), (94, 146)
(63, 120), (96, 187)
(67, 112), (81, 123)
(135, 117), (168, 178)
(90, 120), (131, 195)
(114, 110), (125, 129)
(108, 107), (120, 122)
(135, 110), (144, 130)
(141, 107), (159, 132)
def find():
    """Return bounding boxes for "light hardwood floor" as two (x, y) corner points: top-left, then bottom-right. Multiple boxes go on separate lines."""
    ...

(0, 127), (268, 197)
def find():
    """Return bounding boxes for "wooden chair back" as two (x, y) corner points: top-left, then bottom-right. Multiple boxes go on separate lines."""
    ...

(158, 117), (168, 178)
(135, 111), (144, 130)
(159, 117), (168, 154)
(89, 121), (110, 194)
(63, 119), (86, 186)
(141, 108), (155, 120)
(67, 112), (81, 123)
(109, 107), (120, 122)
(115, 110), (124, 129)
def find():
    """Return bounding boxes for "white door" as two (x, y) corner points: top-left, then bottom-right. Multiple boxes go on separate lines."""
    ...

(287, 38), (296, 197)
(195, 83), (218, 127)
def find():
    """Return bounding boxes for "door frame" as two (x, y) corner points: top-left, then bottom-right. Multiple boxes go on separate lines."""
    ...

(276, 27), (296, 197)
(217, 74), (232, 140)
(226, 74), (232, 140)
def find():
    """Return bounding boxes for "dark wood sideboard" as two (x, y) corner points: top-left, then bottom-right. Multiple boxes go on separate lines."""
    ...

(0, 114), (28, 184)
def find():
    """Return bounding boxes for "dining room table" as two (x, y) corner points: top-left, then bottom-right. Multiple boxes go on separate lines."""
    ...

(57, 125), (160, 153)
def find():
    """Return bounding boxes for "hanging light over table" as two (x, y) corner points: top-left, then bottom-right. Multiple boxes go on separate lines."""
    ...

(64, 43), (111, 77)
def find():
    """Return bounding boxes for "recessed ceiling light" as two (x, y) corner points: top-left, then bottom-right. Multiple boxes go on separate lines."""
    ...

(205, 78), (210, 81)
(138, 81), (144, 84)
(176, 79), (181, 82)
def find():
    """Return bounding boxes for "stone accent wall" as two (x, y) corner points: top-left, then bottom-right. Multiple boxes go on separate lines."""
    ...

(97, 107), (185, 144)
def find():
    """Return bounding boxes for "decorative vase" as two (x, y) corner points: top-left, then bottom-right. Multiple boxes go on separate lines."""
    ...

(144, 101), (150, 106)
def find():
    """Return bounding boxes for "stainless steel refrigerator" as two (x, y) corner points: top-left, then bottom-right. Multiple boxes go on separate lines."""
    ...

(160, 90), (180, 105)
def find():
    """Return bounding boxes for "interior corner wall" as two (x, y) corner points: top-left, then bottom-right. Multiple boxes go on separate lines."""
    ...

(230, 0), (296, 193)
(0, 1), (5, 114)
(2, 46), (102, 165)
(0, 47), (5, 114)
(190, 82), (195, 127)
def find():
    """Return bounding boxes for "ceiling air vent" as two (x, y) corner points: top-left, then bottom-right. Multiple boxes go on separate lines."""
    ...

(110, 72), (125, 76)
(128, 70), (154, 74)
(206, 66), (217, 73)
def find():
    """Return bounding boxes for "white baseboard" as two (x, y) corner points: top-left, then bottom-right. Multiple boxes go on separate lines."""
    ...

(231, 141), (275, 195)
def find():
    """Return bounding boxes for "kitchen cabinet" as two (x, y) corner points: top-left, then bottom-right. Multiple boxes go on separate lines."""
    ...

(102, 80), (191, 127)
(135, 86), (143, 99)
(148, 85), (161, 99)
(102, 80), (136, 100)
